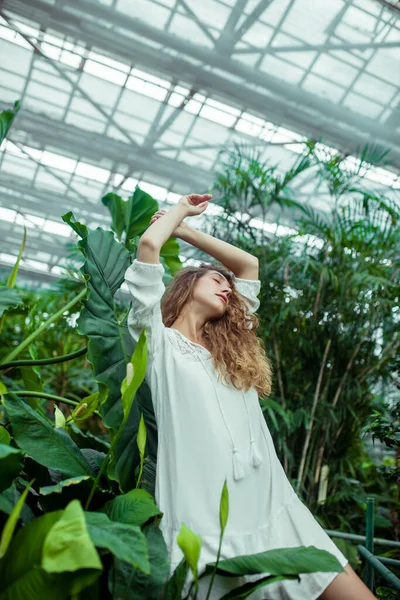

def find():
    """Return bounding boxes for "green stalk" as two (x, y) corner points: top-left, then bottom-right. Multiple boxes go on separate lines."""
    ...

(7, 391), (79, 408)
(0, 346), (87, 370)
(7, 391), (101, 417)
(205, 530), (223, 600)
(0, 288), (87, 365)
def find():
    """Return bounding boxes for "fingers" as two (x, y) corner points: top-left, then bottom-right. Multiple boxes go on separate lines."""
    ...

(188, 194), (212, 202)
(150, 209), (166, 222)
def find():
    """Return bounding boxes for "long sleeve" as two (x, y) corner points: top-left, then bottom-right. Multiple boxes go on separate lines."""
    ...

(233, 275), (261, 314)
(124, 258), (166, 357)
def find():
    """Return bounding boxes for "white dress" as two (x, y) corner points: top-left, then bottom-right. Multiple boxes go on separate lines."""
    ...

(124, 258), (349, 600)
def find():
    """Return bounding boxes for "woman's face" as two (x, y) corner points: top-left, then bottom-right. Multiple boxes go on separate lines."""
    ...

(192, 270), (232, 318)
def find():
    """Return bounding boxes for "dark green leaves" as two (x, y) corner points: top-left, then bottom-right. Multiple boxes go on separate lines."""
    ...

(102, 187), (158, 243)
(201, 545), (343, 578)
(3, 393), (94, 478)
(104, 488), (162, 527)
(0, 444), (23, 492)
(0, 501), (101, 600)
(62, 212), (131, 431)
(85, 511), (150, 573)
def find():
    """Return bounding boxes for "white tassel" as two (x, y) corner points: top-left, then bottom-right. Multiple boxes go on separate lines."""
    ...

(232, 447), (245, 481)
(250, 439), (263, 468)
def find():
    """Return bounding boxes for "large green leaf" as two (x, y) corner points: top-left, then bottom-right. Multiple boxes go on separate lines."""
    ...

(61, 212), (131, 432)
(85, 511), (150, 574)
(102, 187), (158, 243)
(62, 212), (158, 492)
(101, 192), (126, 241)
(39, 472), (112, 512)
(159, 236), (182, 276)
(0, 287), (24, 317)
(42, 500), (102, 573)
(0, 101), (20, 146)
(104, 488), (162, 527)
(220, 574), (299, 599)
(200, 546), (343, 578)
(102, 187), (183, 275)
(0, 507), (100, 600)
(3, 393), (94, 478)
(110, 522), (169, 600)
(0, 444), (23, 492)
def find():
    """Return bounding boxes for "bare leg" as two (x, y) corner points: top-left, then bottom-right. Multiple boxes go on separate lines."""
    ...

(318, 563), (377, 600)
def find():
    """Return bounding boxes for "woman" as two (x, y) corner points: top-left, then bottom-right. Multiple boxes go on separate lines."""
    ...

(124, 193), (376, 600)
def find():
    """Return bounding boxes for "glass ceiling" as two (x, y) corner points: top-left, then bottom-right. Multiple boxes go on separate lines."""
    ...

(0, 0), (399, 287)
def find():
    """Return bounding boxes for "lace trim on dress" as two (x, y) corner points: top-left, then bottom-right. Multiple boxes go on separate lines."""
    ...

(165, 328), (211, 362)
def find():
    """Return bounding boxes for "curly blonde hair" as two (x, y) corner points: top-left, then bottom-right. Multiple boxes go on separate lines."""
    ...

(161, 262), (272, 398)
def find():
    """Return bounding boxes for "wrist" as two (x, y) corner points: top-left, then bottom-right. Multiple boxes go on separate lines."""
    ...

(174, 202), (190, 219)
(177, 224), (197, 243)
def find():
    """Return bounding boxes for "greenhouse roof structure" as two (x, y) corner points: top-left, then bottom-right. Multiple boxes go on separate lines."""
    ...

(0, 0), (399, 286)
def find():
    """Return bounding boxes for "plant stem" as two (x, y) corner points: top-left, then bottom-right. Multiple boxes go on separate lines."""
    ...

(0, 346), (87, 370)
(7, 391), (79, 408)
(0, 288), (87, 365)
(205, 530), (223, 600)
(6, 391), (101, 417)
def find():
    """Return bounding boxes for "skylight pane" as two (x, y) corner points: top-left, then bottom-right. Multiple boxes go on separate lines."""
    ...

(89, 50), (129, 72)
(43, 220), (71, 237)
(184, 99), (202, 115)
(0, 207), (16, 222)
(205, 98), (241, 116)
(42, 33), (63, 47)
(200, 105), (237, 127)
(167, 192), (181, 204)
(168, 92), (185, 107)
(75, 161), (111, 183)
(41, 42), (61, 61)
(139, 181), (167, 200)
(235, 119), (262, 137)
(121, 177), (139, 192)
(60, 50), (82, 69)
(132, 68), (170, 88)
(41, 151), (77, 173)
(126, 76), (167, 101)
(84, 59), (127, 85)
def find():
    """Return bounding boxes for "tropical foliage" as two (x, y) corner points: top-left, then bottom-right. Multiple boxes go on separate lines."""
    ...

(1, 103), (398, 598)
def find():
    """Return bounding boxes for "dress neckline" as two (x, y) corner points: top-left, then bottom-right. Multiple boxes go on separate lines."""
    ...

(168, 327), (211, 354)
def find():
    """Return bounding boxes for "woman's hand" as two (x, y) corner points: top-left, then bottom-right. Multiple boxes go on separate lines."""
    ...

(178, 193), (212, 216)
(149, 209), (190, 238)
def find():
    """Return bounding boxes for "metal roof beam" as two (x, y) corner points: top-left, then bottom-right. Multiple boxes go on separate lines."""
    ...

(0, 103), (210, 191)
(3, 0), (399, 167)
(233, 40), (400, 54)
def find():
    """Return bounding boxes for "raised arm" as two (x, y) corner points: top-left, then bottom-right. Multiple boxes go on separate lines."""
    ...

(138, 194), (209, 264)
(143, 195), (258, 279)
(178, 226), (258, 280)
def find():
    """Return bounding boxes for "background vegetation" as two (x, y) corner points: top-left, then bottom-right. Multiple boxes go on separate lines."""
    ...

(0, 104), (399, 598)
